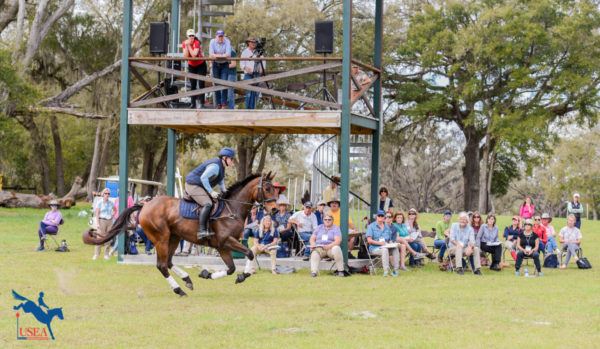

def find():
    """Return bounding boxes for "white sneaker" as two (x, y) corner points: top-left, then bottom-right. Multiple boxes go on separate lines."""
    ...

(92, 254), (98, 260)
(415, 252), (426, 259)
(104, 255), (110, 260)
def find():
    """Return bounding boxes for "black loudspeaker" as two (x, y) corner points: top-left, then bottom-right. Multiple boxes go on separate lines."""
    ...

(315, 20), (334, 54)
(150, 22), (169, 54)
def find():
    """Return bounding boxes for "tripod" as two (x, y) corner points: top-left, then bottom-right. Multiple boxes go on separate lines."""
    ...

(299, 53), (336, 110)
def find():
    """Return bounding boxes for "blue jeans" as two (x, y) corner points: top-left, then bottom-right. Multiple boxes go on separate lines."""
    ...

(515, 250), (541, 271)
(212, 63), (229, 105)
(408, 242), (421, 265)
(244, 73), (259, 109)
(243, 228), (258, 240)
(538, 241), (546, 256)
(299, 232), (312, 257)
(227, 71), (236, 109)
(546, 236), (557, 253)
(136, 227), (154, 252)
(434, 239), (446, 258)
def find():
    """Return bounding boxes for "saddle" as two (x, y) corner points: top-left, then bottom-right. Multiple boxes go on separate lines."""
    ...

(180, 194), (224, 220)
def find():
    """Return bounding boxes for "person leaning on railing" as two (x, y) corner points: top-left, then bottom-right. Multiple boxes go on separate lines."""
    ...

(182, 28), (207, 109)
(209, 29), (231, 109)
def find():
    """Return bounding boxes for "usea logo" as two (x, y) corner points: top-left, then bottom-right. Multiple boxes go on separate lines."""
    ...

(12, 290), (63, 340)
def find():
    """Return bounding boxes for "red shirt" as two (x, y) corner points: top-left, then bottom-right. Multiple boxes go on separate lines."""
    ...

(182, 39), (204, 66)
(532, 224), (547, 244)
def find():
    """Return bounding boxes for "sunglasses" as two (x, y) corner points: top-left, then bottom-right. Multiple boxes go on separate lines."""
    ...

(473, 216), (481, 218)
(524, 223), (532, 226)
(408, 213), (416, 216)
(385, 215), (392, 218)
(535, 219), (541, 221)
(50, 204), (58, 207)
(103, 193), (110, 195)
(377, 214), (384, 217)
(323, 218), (333, 221)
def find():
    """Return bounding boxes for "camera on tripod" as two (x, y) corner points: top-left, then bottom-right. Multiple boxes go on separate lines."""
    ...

(255, 37), (267, 55)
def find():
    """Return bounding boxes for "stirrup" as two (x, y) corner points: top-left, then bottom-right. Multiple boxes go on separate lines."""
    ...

(197, 230), (215, 239)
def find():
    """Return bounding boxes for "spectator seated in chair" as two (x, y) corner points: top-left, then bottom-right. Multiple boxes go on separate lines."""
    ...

(327, 198), (358, 259)
(308, 211), (345, 277)
(448, 212), (483, 276)
(366, 210), (400, 277)
(476, 214), (502, 271)
(36, 200), (63, 251)
(289, 201), (319, 261)
(246, 215), (279, 275)
(390, 211), (426, 270)
(532, 215), (547, 257)
(559, 214), (583, 269)
(272, 198), (292, 245)
(434, 210), (452, 262)
(314, 200), (327, 225)
(515, 219), (542, 276)
(503, 216), (521, 261)
(243, 204), (261, 240)
(405, 208), (436, 263)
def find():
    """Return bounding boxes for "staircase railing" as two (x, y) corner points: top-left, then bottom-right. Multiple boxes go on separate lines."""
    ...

(311, 135), (372, 234)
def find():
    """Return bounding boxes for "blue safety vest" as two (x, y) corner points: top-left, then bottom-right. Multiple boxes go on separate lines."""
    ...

(185, 158), (225, 188)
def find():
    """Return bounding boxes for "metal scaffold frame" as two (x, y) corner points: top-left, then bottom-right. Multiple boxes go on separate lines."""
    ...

(118, 0), (384, 269)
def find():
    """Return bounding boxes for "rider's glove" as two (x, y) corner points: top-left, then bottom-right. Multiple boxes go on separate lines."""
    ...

(210, 191), (220, 199)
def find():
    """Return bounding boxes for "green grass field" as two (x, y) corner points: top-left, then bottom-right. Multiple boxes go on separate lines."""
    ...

(1, 205), (599, 348)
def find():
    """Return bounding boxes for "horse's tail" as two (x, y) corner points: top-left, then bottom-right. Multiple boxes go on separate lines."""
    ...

(82, 205), (143, 245)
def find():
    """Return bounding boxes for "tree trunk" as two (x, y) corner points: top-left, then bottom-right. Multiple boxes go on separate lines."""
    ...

(462, 125), (481, 211)
(141, 144), (155, 196)
(478, 130), (493, 214)
(87, 121), (103, 201)
(58, 176), (85, 207)
(97, 118), (116, 178)
(17, 114), (51, 194)
(48, 115), (65, 196)
(257, 137), (269, 174)
(486, 151), (496, 213)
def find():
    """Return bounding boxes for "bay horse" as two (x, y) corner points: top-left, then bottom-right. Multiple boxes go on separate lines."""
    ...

(83, 172), (279, 296)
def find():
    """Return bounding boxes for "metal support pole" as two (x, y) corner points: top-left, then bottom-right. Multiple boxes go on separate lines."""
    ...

(118, 0), (133, 261)
(167, 0), (180, 197)
(370, 0), (383, 217)
(340, 0), (353, 269)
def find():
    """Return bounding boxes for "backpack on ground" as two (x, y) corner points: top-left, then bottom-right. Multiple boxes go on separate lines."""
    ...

(543, 254), (559, 268)
(576, 257), (592, 269)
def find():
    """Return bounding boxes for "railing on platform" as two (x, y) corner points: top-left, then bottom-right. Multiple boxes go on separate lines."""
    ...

(127, 56), (381, 118)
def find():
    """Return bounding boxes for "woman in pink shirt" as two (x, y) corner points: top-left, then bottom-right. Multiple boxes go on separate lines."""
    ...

(519, 196), (535, 225)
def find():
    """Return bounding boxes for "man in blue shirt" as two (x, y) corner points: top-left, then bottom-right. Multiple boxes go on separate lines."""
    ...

(209, 29), (231, 109)
(366, 210), (400, 276)
(185, 147), (235, 239)
(449, 212), (482, 275)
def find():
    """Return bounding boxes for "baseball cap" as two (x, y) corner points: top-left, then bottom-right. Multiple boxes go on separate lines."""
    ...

(444, 210), (452, 216)
(376, 210), (386, 216)
(573, 193), (580, 198)
(186, 29), (195, 36)
(216, 29), (225, 36)
(303, 201), (313, 208)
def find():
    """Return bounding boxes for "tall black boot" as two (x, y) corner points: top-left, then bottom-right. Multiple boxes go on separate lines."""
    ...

(197, 204), (214, 240)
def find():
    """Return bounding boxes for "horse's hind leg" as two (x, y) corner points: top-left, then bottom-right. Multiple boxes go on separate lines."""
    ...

(199, 247), (234, 281)
(155, 234), (186, 297)
(167, 236), (193, 291)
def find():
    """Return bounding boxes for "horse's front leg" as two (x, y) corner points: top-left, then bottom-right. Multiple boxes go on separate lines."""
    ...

(13, 303), (23, 311)
(220, 236), (255, 284)
(199, 247), (235, 280)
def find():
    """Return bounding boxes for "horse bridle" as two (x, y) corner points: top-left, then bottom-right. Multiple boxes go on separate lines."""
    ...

(257, 175), (276, 209)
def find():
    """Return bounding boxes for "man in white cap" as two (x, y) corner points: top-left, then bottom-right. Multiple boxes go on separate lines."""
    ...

(209, 29), (231, 109)
(289, 201), (319, 261)
(567, 193), (583, 229)
(182, 29), (207, 109)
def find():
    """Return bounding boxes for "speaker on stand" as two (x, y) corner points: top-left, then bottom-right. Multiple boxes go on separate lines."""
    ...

(307, 20), (336, 107)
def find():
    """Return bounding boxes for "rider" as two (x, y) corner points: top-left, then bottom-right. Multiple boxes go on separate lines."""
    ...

(38, 291), (49, 309)
(185, 147), (235, 240)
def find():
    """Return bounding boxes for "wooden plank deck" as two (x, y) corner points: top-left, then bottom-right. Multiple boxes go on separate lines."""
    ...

(128, 108), (376, 134)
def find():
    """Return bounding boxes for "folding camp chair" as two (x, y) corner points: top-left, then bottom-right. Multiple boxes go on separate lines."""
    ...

(560, 244), (583, 266)
(44, 219), (65, 249)
(360, 232), (382, 275)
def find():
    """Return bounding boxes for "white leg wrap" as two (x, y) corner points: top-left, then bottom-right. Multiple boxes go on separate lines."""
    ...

(171, 265), (189, 279)
(210, 270), (227, 280)
(244, 260), (253, 274)
(165, 275), (179, 289)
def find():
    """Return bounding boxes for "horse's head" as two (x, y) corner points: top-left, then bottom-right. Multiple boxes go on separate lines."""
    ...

(49, 307), (64, 320)
(256, 172), (279, 215)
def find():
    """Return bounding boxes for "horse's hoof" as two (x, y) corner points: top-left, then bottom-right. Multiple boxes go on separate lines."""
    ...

(182, 276), (194, 290)
(173, 287), (187, 297)
(235, 273), (246, 284)
(199, 269), (212, 279)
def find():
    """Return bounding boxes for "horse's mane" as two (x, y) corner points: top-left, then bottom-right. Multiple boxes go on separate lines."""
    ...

(222, 173), (261, 199)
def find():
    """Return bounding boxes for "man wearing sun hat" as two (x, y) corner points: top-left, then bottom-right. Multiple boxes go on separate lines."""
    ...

(289, 201), (319, 260)
(209, 29), (231, 109)
(36, 200), (62, 251)
(240, 36), (265, 109)
(182, 28), (207, 109)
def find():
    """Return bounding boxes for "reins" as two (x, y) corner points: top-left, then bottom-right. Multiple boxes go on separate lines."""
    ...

(210, 177), (276, 221)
